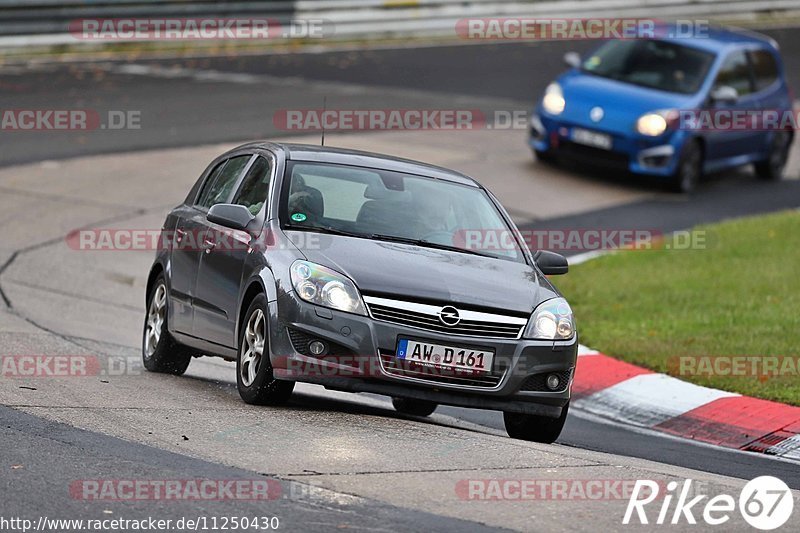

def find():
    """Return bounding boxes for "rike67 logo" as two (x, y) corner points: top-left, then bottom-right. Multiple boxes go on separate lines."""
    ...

(624, 476), (794, 530)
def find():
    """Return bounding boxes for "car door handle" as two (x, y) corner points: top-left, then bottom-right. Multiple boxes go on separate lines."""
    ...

(203, 238), (216, 253)
(175, 228), (186, 243)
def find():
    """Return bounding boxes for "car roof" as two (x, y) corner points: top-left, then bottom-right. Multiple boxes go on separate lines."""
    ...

(238, 141), (481, 187)
(656, 24), (778, 53)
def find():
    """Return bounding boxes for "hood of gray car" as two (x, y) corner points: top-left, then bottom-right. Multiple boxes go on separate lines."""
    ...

(293, 232), (556, 315)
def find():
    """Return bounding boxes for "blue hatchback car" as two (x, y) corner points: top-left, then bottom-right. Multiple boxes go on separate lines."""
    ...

(530, 27), (794, 192)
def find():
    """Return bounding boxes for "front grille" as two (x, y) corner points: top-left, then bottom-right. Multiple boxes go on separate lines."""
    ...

(519, 369), (573, 392)
(378, 350), (505, 388)
(558, 141), (629, 171)
(364, 296), (527, 339)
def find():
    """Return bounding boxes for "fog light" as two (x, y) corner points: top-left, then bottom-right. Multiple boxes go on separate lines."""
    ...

(546, 373), (561, 391)
(308, 341), (327, 356)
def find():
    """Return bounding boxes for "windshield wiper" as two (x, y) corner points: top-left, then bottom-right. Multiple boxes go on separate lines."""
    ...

(286, 225), (498, 258)
(368, 233), (495, 259)
(284, 224), (365, 239)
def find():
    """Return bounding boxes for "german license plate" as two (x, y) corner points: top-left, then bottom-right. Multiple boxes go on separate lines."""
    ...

(571, 127), (613, 150)
(396, 339), (494, 373)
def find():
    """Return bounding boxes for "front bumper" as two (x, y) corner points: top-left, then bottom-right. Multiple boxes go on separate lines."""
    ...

(530, 111), (686, 177)
(268, 291), (577, 417)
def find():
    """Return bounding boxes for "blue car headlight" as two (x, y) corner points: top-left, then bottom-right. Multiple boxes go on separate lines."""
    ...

(542, 83), (566, 115)
(290, 260), (366, 315)
(524, 298), (575, 340)
(636, 109), (678, 136)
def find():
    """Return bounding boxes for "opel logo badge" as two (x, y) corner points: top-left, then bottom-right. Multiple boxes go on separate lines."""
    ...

(438, 306), (461, 326)
(590, 106), (604, 122)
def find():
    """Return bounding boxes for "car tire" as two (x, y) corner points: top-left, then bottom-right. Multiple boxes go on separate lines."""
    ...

(236, 293), (295, 405)
(503, 402), (569, 443)
(142, 273), (192, 375)
(391, 397), (438, 417)
(755, 130), (791, 181)
(671, 139), (703, 193)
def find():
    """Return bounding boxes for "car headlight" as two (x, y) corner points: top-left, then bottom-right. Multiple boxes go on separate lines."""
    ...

(542, 83), (566, 115)
(636, 110), (676, 136)
(290, 260), (366, 315)
(524, 298), (575, 340)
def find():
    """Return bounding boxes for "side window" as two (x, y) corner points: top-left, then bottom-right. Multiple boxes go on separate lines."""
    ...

(196, 160), (227, 206)
(714, 50), (753, 97)
(196, 155), (251, 209)
(233, 156), (272, 215)
(749, 49), (779, 91)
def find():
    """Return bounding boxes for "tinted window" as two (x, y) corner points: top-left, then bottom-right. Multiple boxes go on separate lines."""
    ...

(749, 49), (779, 91)
(233, 156), (271, 215)
(197, 155), (251, 209)
(196, 161), (226, 205)
(581, 39), (715, 94)
(714, 51), (753, 96)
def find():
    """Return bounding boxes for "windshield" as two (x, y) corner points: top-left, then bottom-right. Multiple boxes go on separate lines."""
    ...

(280, 161), (524, 263)
(581, 39), (715, 94)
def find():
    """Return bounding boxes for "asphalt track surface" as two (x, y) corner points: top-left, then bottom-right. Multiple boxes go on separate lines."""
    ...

(2, 27), (799, 167)
(2, 27), (800, 530)
(1, 405), (495, 532)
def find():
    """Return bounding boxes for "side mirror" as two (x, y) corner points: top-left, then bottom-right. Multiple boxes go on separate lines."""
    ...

(564, 52), (581, 69)
(710, 85), (738, 105)
(534, 250), (569, 275)
(207, 204), (254, 231)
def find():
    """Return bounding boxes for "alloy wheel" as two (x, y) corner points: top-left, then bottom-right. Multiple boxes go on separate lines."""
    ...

(240, 308), (265, 387)
(144, 283), (166, 358)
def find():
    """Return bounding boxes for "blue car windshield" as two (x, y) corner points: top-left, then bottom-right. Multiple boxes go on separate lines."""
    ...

(581, 39), (715, 94)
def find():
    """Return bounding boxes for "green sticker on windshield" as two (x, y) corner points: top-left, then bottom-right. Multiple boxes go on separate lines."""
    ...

(291, 213), (307, 222)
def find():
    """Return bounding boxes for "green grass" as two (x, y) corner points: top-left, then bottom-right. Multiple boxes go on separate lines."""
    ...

(557, 210), (800, 405)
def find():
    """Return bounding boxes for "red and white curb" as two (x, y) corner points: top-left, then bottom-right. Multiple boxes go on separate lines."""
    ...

(572, 345), (800, 462)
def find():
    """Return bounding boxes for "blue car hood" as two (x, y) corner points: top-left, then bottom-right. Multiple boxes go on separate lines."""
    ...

(555, 71), (698, 135)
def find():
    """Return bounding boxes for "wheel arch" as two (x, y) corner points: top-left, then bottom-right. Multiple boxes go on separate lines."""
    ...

(145, 262), (166, 306)
(236, 268), (278, 347)
(690, 135), (706, 158)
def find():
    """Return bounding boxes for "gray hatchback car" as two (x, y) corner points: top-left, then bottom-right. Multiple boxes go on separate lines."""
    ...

(143, 142), (577, 442)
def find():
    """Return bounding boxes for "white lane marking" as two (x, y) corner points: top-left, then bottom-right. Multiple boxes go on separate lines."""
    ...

(577, 344), (600, 356)
(574, 373), (739, 428)
(768, 434), (800, 461)
(568, 249), (613, 265)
